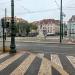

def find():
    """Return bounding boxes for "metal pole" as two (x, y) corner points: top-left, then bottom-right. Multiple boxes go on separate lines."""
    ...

(3, 19), (5, 52)
(62, 14), (63, 39)
(5, 8), (7, 40)
(10, 0), (16, 53)
(69, 23), (71, 40)
(5, 8), (7, 24)
(2, 8), (7, 52)
(3, 22), (5, 52)
(60, 0), (63, 43)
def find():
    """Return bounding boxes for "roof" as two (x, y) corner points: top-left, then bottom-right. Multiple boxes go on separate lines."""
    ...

(1, 16), (28, 23)
(32, 19), (60, 25)
(68, 15), (75, 23)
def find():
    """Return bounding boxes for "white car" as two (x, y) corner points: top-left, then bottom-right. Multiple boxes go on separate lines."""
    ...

(47, 33), (55, 36)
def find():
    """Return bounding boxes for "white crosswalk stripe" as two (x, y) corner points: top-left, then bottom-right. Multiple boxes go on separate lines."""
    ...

(37, 53), (44, 59)
(51, 54), (63, 69)
(0, 52), (74, 75)
(67, 56), (75, 68)
(38, 58), (52, 75)
(0, 53), (23, 71)
(11, 54), (36, 75)
(0, 53), (9, 59)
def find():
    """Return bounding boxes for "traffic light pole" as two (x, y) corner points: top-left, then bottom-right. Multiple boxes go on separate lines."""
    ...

(3, 20), (5, 52)
(60, 0), (63, 43)
(5, 8), (7, 40)
(61, 15), (63, 39)
(2, 8), (7, 52)
(10, 0), (16, 53)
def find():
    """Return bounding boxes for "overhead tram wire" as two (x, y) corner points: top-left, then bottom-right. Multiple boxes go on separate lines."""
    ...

(15, 0), (23, 1)
(54, 0), (63, 42)
(15, 0), (60, 15)
(15, 7), (75, 15)
(15, 1), (31, 13)
(0, 1), (9, 4)
(14, 0), (75, 15)
(54, 0), (60, 9)
(15, 8), (60, 15)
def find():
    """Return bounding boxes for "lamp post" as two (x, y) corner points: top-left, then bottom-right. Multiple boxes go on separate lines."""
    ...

(1, 8), (7, 52)
(60, 0), (63, 43)
(62, 13), (66, 38)
(10, 0), (16, 53)
(2, 18), (5, 52)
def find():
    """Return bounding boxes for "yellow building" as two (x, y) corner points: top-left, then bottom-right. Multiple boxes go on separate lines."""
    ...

(1, 16), (28, 36)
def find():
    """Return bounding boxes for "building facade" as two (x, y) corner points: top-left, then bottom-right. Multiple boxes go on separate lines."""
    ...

(1, 17), (28, 36)
(67, 15), (75, 38)
(33, 19), (60, 36)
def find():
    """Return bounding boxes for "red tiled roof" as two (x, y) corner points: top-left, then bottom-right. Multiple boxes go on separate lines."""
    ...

(32, 19), (60, 25)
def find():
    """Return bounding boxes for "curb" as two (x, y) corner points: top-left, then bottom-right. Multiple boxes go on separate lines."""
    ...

(0, 40), (75, 45)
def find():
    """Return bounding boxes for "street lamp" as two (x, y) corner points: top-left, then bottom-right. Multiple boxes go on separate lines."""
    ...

(60, 0), (63, 43)
(10, 0), (16, 53)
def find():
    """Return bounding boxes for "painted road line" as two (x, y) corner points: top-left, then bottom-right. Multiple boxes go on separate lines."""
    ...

(11, 54), (36, 75)
(51, 54), (63, 68)
(67, 56), (75, 68)
(38, 58), (52, 75)
(0, 53), (23, 71)
(0, 53), (9, 59)
(24, 57), (42, 75)
(37, 53), (44, 59)
(0, 53), (29, 75)
(59, 55), (75, 75)
(44, 45), (73, 48)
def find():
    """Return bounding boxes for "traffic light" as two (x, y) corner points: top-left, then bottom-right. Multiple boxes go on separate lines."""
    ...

(6, 22), (9, 28)
(1, 18), (9, 28)
(1, 18), (5, 28)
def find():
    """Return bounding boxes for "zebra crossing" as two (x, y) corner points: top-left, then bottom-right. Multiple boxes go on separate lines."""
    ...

(0, 51), (75, 75)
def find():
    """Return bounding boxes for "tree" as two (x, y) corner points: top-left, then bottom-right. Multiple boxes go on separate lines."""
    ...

(15, 22), (38, 36)
(29, 23), (38, 30)
(16, 22), (31, 36)
(24, 22), (30, 36)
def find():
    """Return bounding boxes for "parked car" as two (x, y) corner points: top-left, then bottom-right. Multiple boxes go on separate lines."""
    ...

(28, 32), (38, 37)
(47, 33), (55, 36)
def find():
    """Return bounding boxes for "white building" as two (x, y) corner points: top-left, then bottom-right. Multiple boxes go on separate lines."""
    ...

(67, 15), (75, 38)
(33, 19), (60, 36)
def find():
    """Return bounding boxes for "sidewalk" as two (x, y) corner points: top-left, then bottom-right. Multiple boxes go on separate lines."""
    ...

(0, 37), (75, 45)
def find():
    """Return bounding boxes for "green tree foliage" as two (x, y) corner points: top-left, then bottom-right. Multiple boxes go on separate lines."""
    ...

(25, 23), (31, 36)
(16, 22), (31, 36)
(29, 23), (38, 30)
(15, 22), (38, 36)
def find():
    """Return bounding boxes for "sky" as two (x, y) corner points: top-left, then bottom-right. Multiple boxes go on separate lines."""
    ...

(0, 0), (75, 22)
